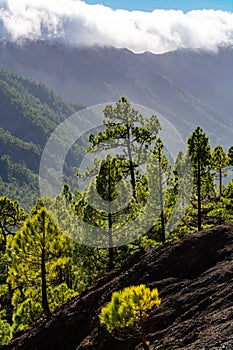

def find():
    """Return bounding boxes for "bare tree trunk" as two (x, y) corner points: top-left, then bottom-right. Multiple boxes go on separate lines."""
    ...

(158, 147), (165, 243)
(126, 124), (136, 199)
(219, 167), (222, 196)
(108, 213), (114, 271)
(139, 312), (150, 350)
(197, 159), (202, 232)
(108, 161), (114, 271)
(41, 247), (51, 316)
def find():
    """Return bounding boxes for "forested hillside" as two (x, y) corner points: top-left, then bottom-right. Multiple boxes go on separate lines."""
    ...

(0, 66), (83, 209)
(0, 1), (233, 347)
(1, 98), (233, 348)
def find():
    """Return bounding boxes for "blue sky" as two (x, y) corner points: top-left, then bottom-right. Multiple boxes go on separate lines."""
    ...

(85, 0), (233, 12)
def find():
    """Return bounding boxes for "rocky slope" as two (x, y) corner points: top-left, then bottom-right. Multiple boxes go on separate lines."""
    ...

(3, 223), (233, 350)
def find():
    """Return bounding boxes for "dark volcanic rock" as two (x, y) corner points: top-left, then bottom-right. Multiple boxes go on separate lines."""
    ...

(3, 223), (233, 350)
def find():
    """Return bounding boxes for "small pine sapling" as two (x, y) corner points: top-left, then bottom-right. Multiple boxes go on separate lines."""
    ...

(99, 284), (161, 349)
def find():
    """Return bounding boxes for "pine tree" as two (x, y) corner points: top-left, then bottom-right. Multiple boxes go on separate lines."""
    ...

(99, 284), (161, 350)
(227, 145), (233, 167)
(212, 145), (228, 196)
(150, 138), (172, 243)
(11, 283), (78, 333)
(0, 196), (27, 323)
(166, 150), (194, 236)
(7, 199), (72, 316)
(0, 284), (12, 345)
(0, 196), (26, 252)
(75, 155), (136, 270)
(88, 97), (160, 199)
(96, 156), (123, 270)
(187, 127), (212, 231)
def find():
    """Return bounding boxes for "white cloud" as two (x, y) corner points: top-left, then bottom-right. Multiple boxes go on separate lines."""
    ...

(0, 0), (233, 53)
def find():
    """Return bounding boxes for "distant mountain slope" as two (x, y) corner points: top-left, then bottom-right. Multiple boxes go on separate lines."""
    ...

(0, 66), (83, 209)
(3, 223), (233, 350)
(0, 42), (233, 147)
(140, 48), (233, 119)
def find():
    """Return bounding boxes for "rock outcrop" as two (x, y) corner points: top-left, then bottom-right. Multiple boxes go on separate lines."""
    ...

(3, 223), (233, 349)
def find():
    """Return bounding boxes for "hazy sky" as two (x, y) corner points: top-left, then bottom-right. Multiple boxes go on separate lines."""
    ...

(0, 0), (233, 53)
(85, 0), (233, 12)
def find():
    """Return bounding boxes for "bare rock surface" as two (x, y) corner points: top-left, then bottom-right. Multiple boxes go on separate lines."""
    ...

(2, 223), (233, 350)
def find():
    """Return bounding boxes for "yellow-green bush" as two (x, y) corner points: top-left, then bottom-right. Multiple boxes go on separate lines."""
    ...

(99, 284), (161, 348)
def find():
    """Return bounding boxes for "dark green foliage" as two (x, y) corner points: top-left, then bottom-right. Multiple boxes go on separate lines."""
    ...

(188, 127), (213, 231)
(0, 66), (84, 209)
(0, 284), (12, 345)
(0, 196), (27, 252)
(211, 145), (228, 196)
(0, 196), (25, 342)
(0, 128), (40, 172)
(88, 97), (160, 199)
(7, 199), (74, 317)
(150, 138), (172, 242)
(0, 157), (39, 210)
(11, 284), (78, 333)
(0, 319), (11, 345)
(227, 145), (233, 167)
(2, 83), (233, 346)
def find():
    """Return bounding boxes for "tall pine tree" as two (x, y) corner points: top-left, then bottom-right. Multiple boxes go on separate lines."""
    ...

(150, 139), (172, 243)
(75, 155), (137, 270)
(187, 127), (212, 231)
(7, 199), (72, 316)
(88, 97), (160, 199)
(212, 145), (228, 196)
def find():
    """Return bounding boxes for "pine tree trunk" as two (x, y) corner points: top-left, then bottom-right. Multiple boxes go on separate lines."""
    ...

(158, 148), (165, 243)
(140, 312), (150, 350)
(108, 213), (114, 271)
(41, 247), (51, 316)
(160, 209), (165, 243)
(2, 232), (7, 253)
(108, 161), (114, 271)
(219, 168), (222, 196)
(197, 159), (202, 231)
(126, 124), (136, 199)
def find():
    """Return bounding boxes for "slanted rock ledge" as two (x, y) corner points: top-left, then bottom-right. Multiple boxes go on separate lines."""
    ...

(3, 223), (233, 350)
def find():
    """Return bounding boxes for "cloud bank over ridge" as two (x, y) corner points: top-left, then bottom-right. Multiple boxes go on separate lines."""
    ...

(0, 0), (233, 53)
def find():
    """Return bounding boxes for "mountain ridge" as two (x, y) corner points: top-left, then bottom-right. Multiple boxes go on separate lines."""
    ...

(1, 42), (232, 147)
